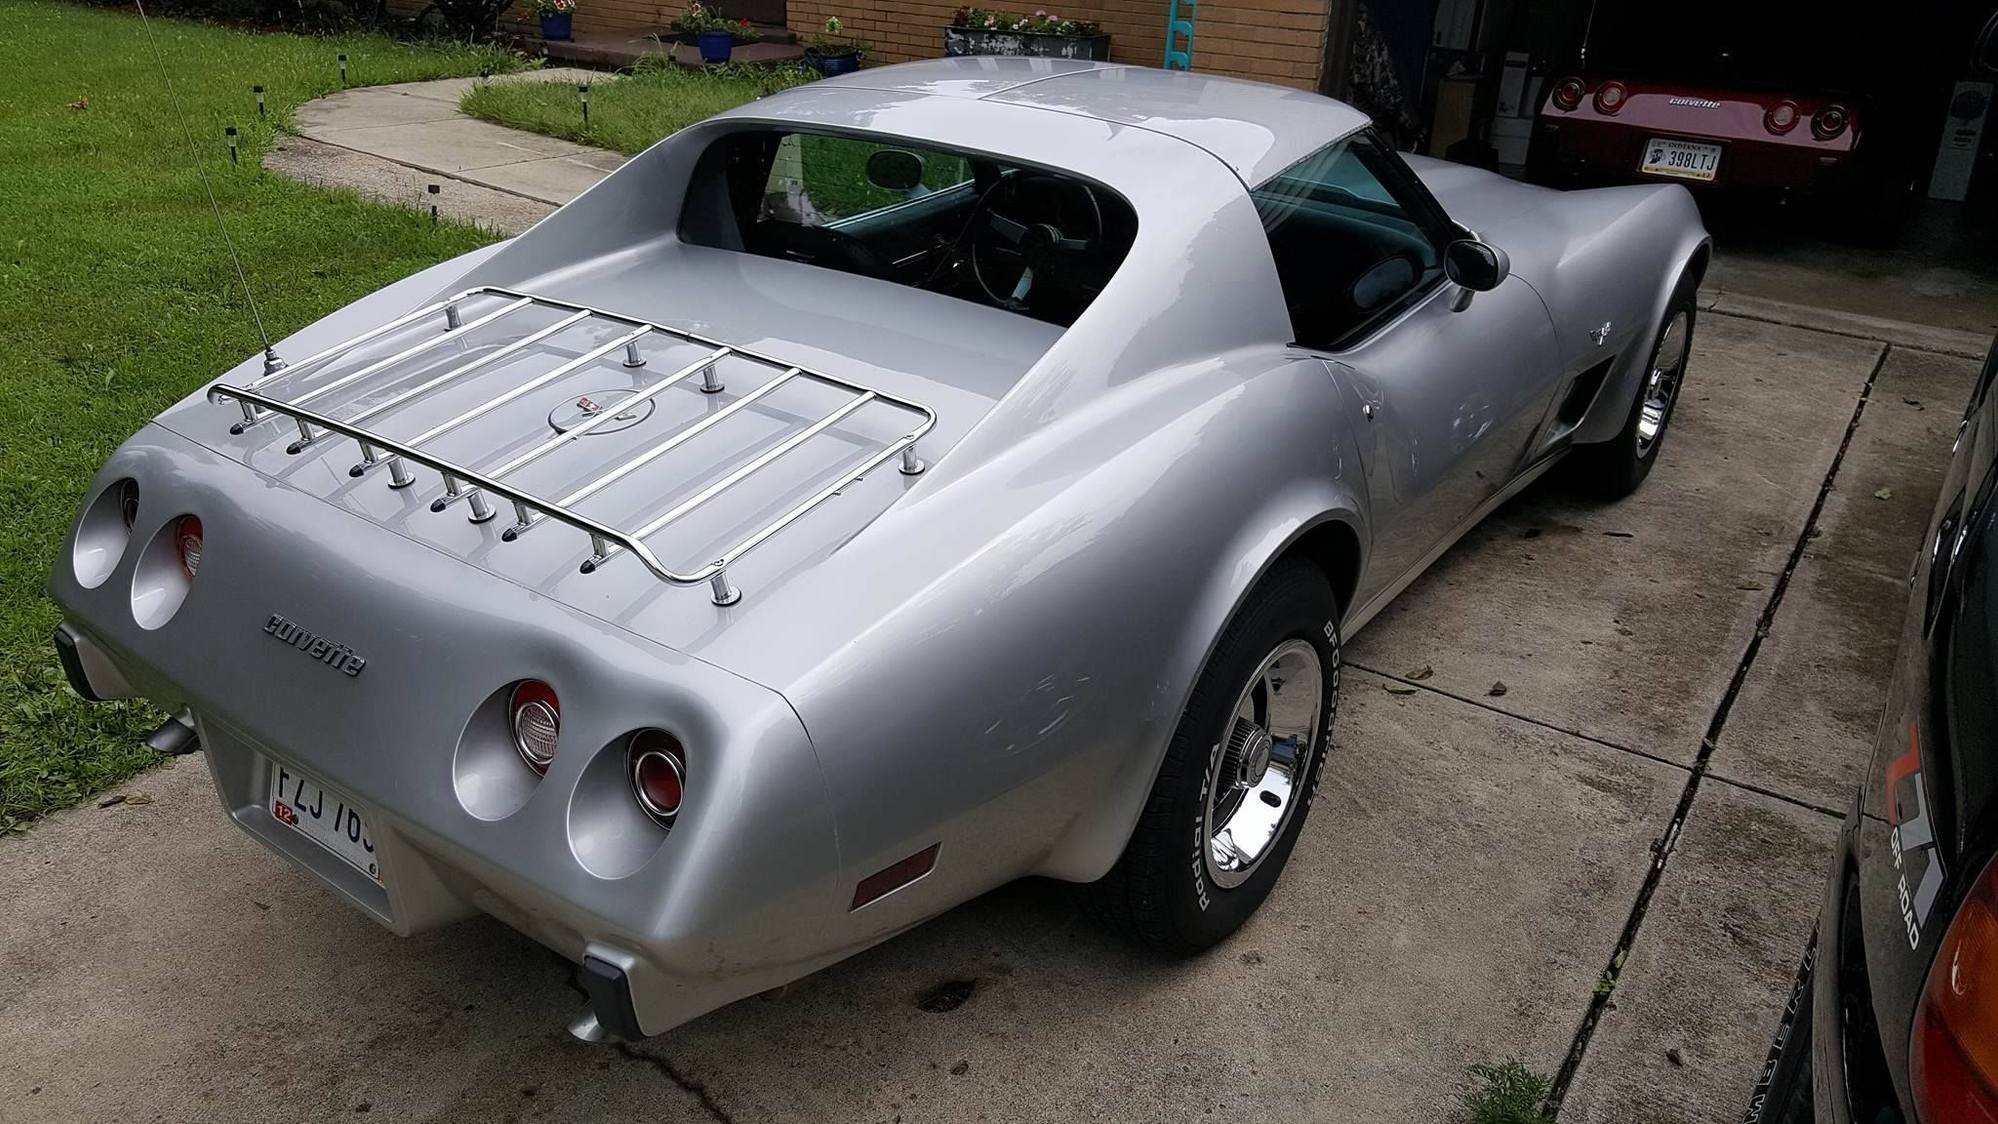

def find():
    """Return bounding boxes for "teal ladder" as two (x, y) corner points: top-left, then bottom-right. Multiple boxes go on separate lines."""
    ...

(1163, 0), (1196, 69)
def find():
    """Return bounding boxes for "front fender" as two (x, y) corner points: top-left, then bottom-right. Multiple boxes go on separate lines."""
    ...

(1551, 187), (1711, 445)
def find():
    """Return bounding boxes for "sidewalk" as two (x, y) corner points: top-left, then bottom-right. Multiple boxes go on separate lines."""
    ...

(266, 68), (625, 234)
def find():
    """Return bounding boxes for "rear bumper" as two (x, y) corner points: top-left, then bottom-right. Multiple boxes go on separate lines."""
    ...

(1531, 119), (1855, 196)
(48, 424), (855, 1036)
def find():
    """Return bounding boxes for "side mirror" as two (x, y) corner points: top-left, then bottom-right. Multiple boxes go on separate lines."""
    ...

(1444, 238), (1509, 292)
(864, 148), (926, 192)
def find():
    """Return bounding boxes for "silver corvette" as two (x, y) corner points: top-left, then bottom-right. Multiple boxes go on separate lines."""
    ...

(49, 58), (1708, 1039)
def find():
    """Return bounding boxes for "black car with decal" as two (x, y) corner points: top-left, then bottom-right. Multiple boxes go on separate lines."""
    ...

(1747, 332), (1998, 1123)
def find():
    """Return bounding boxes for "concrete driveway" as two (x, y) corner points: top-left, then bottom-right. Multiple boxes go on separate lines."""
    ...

(0, 289), (1986, 1123)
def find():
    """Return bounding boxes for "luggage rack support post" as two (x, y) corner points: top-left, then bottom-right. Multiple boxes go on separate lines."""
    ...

(709, 570), (741, 607)
(466, 491), (497, 524)
(699, 358), (724, 394)
(623, 340), (646, 369)
(445, 303), (462, 330)
(900, 444), (927, 475)
(387, 459), (415, 488)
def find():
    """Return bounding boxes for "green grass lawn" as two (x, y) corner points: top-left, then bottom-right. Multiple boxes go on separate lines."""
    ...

(0, 0), (523, 832)
(462, 61), (972, 217)
(460, 59), (811, 155)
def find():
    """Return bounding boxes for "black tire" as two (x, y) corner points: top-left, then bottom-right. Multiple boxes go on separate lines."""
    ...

(1090, 558), (1341, 955)
(1571, 271), (1698, 501)
(1744, 935), (1816, 1124)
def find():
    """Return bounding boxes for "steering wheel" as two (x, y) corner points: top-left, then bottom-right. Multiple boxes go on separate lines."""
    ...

(966, 172), (1104, 310)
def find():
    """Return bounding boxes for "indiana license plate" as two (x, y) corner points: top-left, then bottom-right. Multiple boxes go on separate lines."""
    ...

(269, 762), (381, 884)
(1640, 138), (1722, 182)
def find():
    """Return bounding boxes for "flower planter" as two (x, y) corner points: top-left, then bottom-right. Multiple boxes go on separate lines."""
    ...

(943, 25), (1109, 60)
(538, 11), (573, 39)
(804, 50), (862, 76)
(696, 29), (735, 63)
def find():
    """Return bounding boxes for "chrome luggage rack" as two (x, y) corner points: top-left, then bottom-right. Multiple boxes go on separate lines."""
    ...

(207, 286), (935, 605)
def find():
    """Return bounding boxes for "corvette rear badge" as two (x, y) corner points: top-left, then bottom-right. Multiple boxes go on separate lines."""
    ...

(264, 613), (366, 677)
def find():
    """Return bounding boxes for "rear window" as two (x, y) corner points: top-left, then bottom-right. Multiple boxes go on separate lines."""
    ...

(681, 128), (1136, 328)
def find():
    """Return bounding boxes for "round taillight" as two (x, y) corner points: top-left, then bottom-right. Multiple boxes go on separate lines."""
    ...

(510, 681), (560, 775)
(118, 480), (141, 531)
(1813, 105), (1849, 140)
(1552, 77), (1585, 112)
(174, 516), (204, 577)
(1765, 100), (1800, 134)
(1593, 81), (1627, 114)
(628, 729), (685, 827)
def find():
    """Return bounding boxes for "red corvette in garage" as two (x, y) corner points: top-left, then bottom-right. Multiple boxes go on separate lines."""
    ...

(1526, 4), (1918, 231)
(1531, 77), (1861, 193)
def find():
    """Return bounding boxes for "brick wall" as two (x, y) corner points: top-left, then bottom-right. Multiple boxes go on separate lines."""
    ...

(390, 0), (1344, 91)
(787, 0), (1335, 90)
(378, 0), (675, 39)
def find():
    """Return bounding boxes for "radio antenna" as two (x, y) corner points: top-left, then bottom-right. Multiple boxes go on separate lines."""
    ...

(132, 0), (286, 377)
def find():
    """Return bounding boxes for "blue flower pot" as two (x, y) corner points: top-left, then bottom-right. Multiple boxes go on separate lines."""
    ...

(696, 30), (734, 63)
(807, 51), (861, 76)
(538, 11), (572, 40)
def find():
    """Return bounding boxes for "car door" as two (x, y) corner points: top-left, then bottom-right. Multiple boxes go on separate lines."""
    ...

(1250, 133), (1563, 605)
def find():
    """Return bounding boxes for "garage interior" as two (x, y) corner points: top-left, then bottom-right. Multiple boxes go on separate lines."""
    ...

(1323, 0), (1998, 336)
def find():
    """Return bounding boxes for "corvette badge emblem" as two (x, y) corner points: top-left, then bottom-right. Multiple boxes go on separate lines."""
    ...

(264, 613), (366, 677)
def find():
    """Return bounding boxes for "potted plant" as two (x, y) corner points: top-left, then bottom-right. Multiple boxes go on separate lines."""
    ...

(532, 0), (576, 41)
(675, 2), (758, 63)
(804, 16), (866, 76)
(944, 7), (1108, 60)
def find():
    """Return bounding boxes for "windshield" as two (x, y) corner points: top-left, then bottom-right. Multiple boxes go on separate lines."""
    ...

(681, 129), (1137, 328)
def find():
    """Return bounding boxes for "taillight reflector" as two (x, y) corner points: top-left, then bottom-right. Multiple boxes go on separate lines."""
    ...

(1765, 101), (1800, 134)
(1552, 77), (1585, 112)
(1813, 105), (1850, 140)
(851, 843), (942, 910)
(175, 516), (203, 578)
(1594, 81), (1628, 114)
(510, 681), (560, 775)
(628, 729), (685, 827)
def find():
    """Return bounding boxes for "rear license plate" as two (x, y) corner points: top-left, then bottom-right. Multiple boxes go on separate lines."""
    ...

(1641, 138), (1722, 182)
(269, 762), (381, 884)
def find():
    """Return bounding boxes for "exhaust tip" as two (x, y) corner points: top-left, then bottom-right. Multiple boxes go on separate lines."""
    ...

(144, 709), (200, 756)
(567, 1009), (613, 1043)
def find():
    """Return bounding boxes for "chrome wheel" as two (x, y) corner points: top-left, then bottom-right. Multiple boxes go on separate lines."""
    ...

(1202, 639), (1324, 890)
(1635, 309), (1690, 458)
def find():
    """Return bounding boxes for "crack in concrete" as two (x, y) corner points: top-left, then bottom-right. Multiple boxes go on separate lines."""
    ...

(1544, 340), (1892, 1112)
(612, 1041), (738, 1124)
(1347, 663), (1691, 772)
(1348, 665), (1846, 819)
(1708, 305), (1979, 359)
